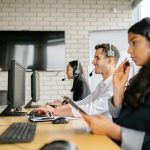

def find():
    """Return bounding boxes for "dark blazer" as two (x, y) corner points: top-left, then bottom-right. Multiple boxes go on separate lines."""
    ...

(71, 76), (90, 101)
(114, 94), (150, 150)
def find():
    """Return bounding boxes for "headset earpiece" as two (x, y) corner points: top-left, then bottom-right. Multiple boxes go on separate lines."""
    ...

(106, 44), (115, 57)
(74, 60), (80, 77)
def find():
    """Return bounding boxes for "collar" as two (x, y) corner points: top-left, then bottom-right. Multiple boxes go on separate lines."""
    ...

(102, 75), (113, 86)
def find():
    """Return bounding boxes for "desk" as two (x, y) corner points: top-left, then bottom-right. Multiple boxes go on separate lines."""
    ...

(0, 115), (122, 150)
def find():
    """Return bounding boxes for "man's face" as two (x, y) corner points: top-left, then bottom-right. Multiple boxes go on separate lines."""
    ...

(92, 48), (109, 74)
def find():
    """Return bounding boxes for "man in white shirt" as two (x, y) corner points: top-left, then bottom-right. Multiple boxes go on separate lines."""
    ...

(36, 43), (120, 118)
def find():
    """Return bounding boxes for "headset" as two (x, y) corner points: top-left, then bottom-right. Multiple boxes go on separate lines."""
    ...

(106, 43), (115, 57)
(73, 60), (80, 77)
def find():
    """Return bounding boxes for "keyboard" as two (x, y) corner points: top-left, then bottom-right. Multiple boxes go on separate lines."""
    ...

(0, 122), (37, 143)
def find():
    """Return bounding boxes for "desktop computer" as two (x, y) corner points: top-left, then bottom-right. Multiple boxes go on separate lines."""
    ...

(24, 70), (40, 108)
(0, 60), (37, 144)
(1, 60), (26, 116)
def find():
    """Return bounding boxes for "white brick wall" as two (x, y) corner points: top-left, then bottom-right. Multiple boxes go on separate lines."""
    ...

(0, 0), (132, 104)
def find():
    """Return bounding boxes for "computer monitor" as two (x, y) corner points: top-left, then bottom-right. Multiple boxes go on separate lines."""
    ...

(1, 60), (26, 116)
(24, 70), (40, 108)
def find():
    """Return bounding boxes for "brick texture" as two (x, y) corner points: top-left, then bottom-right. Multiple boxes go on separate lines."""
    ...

(0, 0), (132, 105)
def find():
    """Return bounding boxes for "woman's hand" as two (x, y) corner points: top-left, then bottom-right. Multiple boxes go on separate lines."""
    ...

(113, 61), (130, 107)
(113, 61), (130, 89)
(81, 113), (121, 141)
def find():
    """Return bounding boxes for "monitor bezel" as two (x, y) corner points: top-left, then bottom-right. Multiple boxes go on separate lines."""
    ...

(7, 60), (26, 110)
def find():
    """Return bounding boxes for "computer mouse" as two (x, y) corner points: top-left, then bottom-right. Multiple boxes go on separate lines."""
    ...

(40, 140), (78, 150)
(52, 117), (69, 124)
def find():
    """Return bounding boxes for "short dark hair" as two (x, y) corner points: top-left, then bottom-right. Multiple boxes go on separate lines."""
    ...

(95, 43), (120, 65)
(128, 17), (150, 41)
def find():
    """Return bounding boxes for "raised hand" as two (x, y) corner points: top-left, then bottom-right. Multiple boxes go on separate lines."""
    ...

(113, 61), (130, 107)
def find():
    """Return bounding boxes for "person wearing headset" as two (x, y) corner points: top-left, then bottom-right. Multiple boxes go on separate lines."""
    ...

(36, 43), (120, 118)
(47, 60), (90, 106)
(65, 60), (90, 102)
(81, 17), (150, 150)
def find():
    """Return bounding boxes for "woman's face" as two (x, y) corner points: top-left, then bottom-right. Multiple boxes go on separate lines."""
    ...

(66, 64), (73, 79)
(128, 32), (150, 66)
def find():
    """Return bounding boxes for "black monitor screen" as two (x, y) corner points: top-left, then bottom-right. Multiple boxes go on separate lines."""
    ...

(24, 70), (40, 108)
(0, 31), (65, 71)
(8, 60), (25, 110)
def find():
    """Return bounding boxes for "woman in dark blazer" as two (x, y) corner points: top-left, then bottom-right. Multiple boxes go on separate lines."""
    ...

(66, 60), (90, 101)
(41, 60), (90, 107)
(81, 17), (150, 150)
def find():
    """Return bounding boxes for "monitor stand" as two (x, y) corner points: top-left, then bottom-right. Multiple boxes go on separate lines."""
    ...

(24, 99), (40, 108)
(0, 107), (27, 116)
(1, 111), (27, 116)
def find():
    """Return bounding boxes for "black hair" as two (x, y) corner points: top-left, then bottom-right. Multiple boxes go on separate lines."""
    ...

(124, 17), (150, 108)
(128, 17), (150, 41)
(69, 60), (85, 93)
(124, 63), (150, 108)
(69, 60), (83, 77)
(95, 43), (120, 65)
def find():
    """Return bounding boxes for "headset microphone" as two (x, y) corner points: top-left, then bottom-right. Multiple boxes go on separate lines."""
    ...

(89, 69), (95, 77)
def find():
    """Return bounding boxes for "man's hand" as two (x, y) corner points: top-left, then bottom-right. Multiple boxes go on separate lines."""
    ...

(46, 99), (62, 106)
(35, 104), (55, 114)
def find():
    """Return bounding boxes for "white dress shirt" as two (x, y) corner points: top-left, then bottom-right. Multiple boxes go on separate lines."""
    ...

(71, 75), (113, 119)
